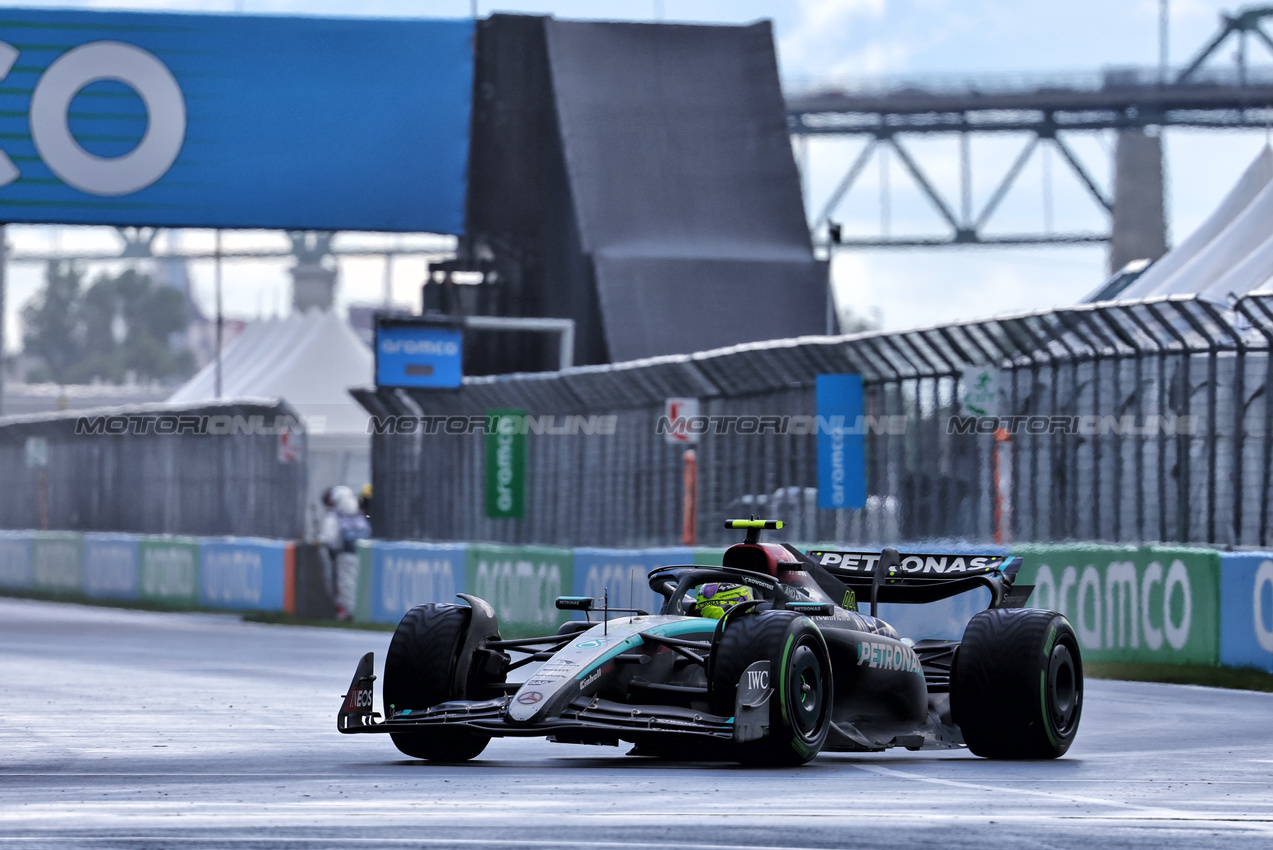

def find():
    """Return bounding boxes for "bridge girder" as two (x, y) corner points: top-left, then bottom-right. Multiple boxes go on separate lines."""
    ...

(790, 5), (1273, 251)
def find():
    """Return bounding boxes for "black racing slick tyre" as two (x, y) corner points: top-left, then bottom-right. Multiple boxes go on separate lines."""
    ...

(710, 610), (832, 766)
(383, 603), (495, 762)
(951, 609), (1083, 759)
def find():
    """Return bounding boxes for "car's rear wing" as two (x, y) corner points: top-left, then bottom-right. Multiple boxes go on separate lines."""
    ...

(804, 549), (1031, 609)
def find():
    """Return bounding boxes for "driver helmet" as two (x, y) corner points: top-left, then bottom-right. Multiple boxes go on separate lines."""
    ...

(695, 582), (753, 619)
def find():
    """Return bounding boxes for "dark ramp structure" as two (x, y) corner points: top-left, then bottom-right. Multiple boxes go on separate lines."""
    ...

(461, 15), (828, 369)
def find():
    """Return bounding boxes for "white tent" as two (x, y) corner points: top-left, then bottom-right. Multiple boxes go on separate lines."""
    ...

(1113, 147), (1273, 305)
(168, 309), (374, 534)
(170, 309), (372, 435)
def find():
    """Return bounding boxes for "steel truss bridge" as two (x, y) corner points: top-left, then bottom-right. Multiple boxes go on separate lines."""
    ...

(786, 5), (1273, 252)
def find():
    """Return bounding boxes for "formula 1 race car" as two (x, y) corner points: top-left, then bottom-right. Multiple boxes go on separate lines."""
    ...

(338, 520), (1083, 765)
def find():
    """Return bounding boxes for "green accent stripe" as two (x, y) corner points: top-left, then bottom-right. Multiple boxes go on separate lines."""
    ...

(1040, 669), (1057, 747)
(1041, 621), (1059, 746)
(779, 633), (794, 726)
(573, 619), (717, 680)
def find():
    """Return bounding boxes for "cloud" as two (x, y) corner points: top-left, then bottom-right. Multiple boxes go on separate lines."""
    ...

(778, 0), (896, 80)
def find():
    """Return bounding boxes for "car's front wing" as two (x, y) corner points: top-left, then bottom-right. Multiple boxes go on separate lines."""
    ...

(347, 694), (734, 741)
(338, 652), (734, 742)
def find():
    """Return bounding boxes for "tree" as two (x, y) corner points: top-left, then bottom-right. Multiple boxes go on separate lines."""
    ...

(22, 263), (194, 385)
(21, 261), (85, 384)
(837, 304), (883, 335)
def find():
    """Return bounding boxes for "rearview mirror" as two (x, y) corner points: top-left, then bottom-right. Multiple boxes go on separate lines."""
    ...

(555, 596), (594, 611)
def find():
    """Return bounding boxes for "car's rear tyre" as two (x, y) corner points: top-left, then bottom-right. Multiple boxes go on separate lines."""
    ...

(710, 610), (832, 766)
(384, 603), (497, 762)
(951, 608), (1083, 759)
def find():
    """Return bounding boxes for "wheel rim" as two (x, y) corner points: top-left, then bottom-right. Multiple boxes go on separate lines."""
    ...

(1046, 642), (1078, 734)
(787, 640), (826, 741)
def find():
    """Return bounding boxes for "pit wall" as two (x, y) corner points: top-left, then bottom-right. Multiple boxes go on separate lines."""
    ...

(1, 533), (1270, 673)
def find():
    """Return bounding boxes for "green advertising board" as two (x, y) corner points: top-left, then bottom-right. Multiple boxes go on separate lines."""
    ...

(354, 540), (374, 623)
(1013, 544), (1220, 665)
(485, 410), (526, 519)
(467, 544), (572, 636)
(693, 548), (728, 566)
(31, 531), (83, 594)
(138, 536), (201, 607)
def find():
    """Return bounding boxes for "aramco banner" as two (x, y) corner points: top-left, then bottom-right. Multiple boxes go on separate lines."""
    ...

(0, 9), (472, 231)
(486, 410), (526, 519)
(816, 374), (866, 510)
(1014, 545), (1221, 665)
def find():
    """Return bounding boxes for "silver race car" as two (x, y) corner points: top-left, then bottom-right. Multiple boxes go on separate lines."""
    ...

(338, 520), (1082, 765)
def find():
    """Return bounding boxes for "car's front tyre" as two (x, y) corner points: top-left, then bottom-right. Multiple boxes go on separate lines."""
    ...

(709, 609), (832, 766)
(384, 602), (500, 762)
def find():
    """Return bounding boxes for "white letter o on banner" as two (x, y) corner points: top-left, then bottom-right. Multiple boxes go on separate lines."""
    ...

(1255, 560), (1273, 653)
(31, 41), (185, 196)
(1163, 559), (1192, 651)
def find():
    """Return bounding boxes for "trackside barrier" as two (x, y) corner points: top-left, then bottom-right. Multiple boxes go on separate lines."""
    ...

(0, 530), (33, 590)
(82, 533), (140, 601)
(1013, 545), (1222, 665)
(354, 540), (374, 623)
(1219, 552), (1273, 673)
(4, 531), (1273, 672)
(573, 547), (693, 618)
(367, 541), (467, 624)
(0, 529), (300, 614)
(467, 545), (573, 635)
(199, 538), (291, 612)
(692, 548), (728, 566)
(32, 531), (82, 595)
(138, 536), (201, 607)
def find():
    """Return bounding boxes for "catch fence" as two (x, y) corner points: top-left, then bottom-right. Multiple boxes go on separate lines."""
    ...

(0, 399), (306, 539)
(359, 293), (1273, 549)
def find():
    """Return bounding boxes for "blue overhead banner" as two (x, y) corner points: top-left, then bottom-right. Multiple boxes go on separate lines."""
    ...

(0, 9), (473, 232)
(816, 373), (866, 510)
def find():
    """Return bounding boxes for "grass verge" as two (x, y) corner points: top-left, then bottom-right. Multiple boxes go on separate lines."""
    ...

(1086, 661), (1273, 692)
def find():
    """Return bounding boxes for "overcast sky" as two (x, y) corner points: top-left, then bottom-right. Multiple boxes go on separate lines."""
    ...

(5, 0), (1272, 353)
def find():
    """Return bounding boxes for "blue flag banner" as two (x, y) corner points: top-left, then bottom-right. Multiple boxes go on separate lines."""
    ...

(816, 373), (866, 510)
(0, 9), (473, 232)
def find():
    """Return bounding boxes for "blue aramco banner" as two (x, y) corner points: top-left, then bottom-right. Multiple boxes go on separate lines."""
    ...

(816, 374), (866, 510)
(1219, 553), (1273, 673)
(369, 541), (467, 624)
(572, 548), (692, 619)
(200, 538), (286, 611)
(0, 9), (473, 231)
(375, 323), (464, 389)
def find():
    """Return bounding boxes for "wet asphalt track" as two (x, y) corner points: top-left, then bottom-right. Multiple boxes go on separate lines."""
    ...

(2, 597), (1272, 849)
